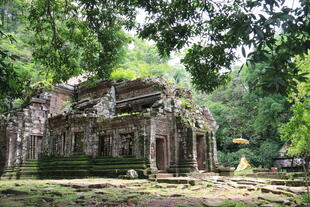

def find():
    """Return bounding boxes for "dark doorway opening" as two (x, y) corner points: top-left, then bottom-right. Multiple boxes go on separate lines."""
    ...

(74, 132), (84, 154)
(156, 136), (167, 171)
(196, 134), (205, 170)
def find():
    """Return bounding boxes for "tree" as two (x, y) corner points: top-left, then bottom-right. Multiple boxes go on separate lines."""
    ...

(110, 38), (192, 89)
(28, 0), (139, 82)
(27, 0), (309, 94)
(197, 67), (291, 168)
(281, 52), (310, 155)
(281, 52), (310, 187)
(0, 0), (49, 112)
(137, 0), (310, 94)
(0, 30), (21, 111)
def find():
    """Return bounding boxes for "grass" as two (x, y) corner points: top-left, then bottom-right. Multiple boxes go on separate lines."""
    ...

(0, 179), (156, 207)
(0, 180), (80, 207)
(221, 200), (247, 207)
(0, 177), (304, 206)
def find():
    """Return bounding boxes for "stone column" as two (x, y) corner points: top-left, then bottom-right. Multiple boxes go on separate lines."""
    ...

(169, 114), (178, 171)
(178, 127), (198, 172)
(113, 128), (119, 157)
(84, 118), (93, 156)
(206, 132), (213, 172)
(7, 127), (17, 168)
(204, 132), (210, 171)
(149, 119), (157, 173)
(15, 112), (24, 166)
(206, 132), (218, 172)
(210, 132), (219, 171)
(192, 131), (198, 170)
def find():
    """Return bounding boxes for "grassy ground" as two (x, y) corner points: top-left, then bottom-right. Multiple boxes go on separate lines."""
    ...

(233, 168), (254, 176)
(0, 178), (306, 207)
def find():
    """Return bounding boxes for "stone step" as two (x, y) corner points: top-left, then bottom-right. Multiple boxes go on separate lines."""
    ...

(195, 172), (219, 177)
(154, 173), (174, 179)
(259, 185), (296, 197)
(258, 195), (291, 205)
(277, 186), (308, 195)
(269, 179), (306, 187)
(150, 177), (200, 185)
(230, 178), (269, 184)
(236, 181), (259, 185)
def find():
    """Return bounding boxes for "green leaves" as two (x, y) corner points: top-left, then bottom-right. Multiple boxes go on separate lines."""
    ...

(182, 44), (232, 92)
(280, 52), (310, 157)
(136, 0), (310, 94)
(0, 29), (25, 112)
(201, 67), (289, 167)
(28, 0), (136, 82)
(25, 0), (310, 95)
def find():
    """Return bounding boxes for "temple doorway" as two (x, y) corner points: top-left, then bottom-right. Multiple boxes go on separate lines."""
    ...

(73, 132), (84, 154)
(99, 135), (112, 157)
(196, 134), (205, 170)
(156, 135), (167, 171)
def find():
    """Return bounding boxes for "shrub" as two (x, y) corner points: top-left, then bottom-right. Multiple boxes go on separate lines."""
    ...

(218, 148), (255, 168)
(110, 68), (137, 81)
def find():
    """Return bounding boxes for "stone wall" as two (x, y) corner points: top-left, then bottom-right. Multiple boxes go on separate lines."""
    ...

(77, 81), (111, 101)
(0, 85), (74, 172)
(49, 84), (74, 116)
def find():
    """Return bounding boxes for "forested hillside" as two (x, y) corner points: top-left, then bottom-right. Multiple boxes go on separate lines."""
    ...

(1, 0), (309, 169)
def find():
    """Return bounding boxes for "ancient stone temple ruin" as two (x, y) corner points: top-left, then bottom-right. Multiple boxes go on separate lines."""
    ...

(0, 77), (220, 179)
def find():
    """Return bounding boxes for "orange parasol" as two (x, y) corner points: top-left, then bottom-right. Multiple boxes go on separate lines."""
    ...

(232, 138), (249, 144)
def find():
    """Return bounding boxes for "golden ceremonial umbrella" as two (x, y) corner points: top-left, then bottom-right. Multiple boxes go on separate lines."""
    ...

(232, 138), (251, 171)
(232, 138), (249, 144)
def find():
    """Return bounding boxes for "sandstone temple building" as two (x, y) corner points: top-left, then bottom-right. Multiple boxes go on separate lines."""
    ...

(0, 77), (221, 179)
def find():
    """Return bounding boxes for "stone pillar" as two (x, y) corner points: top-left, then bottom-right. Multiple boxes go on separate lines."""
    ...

(143, 121), (149, 159)
(90, 124), (99, 157)
(169, 114), (178, 171)
(212, 133), (219, 168)
(7, 121), (17, 168)
(177, 127), (197, 172)
(192, 131), (198, 169)
(206, 132), (213, 172)
(84, 118), (93, 156)
(204, 132), (210, 171)
(168, 120), (197, 173)
(136, 125), (145, 159)
(22, 109), (32, 162)
(67, 128), (73, 156)
(113, 128), (119, 157)
(14, 112), (24, 166)
(206, 132), (218, 172)
(142, 119), (152, 170)
(149, 119), (157, 173)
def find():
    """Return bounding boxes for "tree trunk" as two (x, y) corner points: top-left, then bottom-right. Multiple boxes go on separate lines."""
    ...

(0, 6), (5, 29)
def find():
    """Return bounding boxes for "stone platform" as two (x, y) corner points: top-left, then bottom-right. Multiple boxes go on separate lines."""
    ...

(1, 155), (148, 180)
